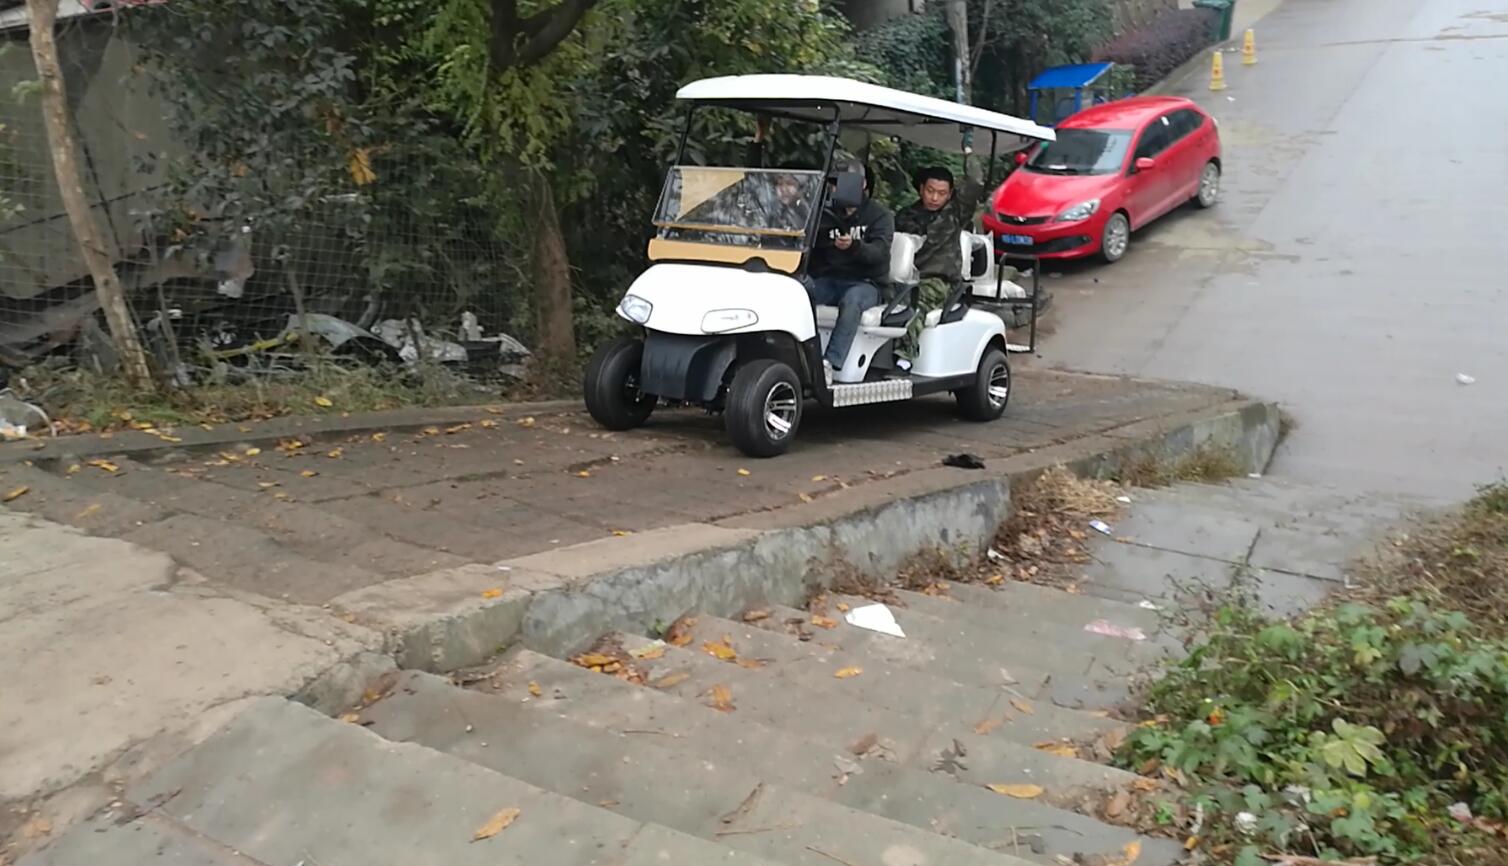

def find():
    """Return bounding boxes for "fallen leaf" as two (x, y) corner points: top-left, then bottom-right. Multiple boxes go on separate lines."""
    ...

(479, 419), (498, 429)
(1010, 697), (1036, 715)
(736, 468), (751, 476)
(598, 799), (619, 808)
(665, 615), (697, 647)
(245, 448), (261, 456)
(574, 653), (617, 668)
(480, 588), (504, 600)
(371, 432), (387, 442)
(651, 671), (690, 689)
(1105, 788), (1132, 818)
(735, 658), (767, 670)
(833, 666), (863, 679)
(742, 608), (771, 622)
(313, 396), (334, 408)
(986, 783), (1043, 799)
(811, 474), (827, 482)
(74, 503), (101, 520)
(2, 485), (28, 502)
(338, 712), (361, 723)
(708, 684), (735, 712)
(20, 814), (52, 840)
(257, 481), (279, 489)
(810, 614), (838, 629)
(798, 492), (813, 503)
(472, 807), (521, 841)
(835, 602), (849, 612)
(576, 470), (592, 478)
(974, 717), (1002, 735)
(631, 644), (666, 660)
(528, 681), (542, 697)
(1035, 741), (1078, 758)
(1131, 777), (1160, 792)
(611, 529), (632, 537)
(1120, 840), (1142, 864)
(517, 417), (536, 428)
(326, 448), (343, 459)
(300, 470), (319, 478)
(850, 732), (879, 755)
(703, 640), (738, 661)
(87, 459), (119, 473)
(1183, 836), (1199, 850)
(66, 463), (81, 475)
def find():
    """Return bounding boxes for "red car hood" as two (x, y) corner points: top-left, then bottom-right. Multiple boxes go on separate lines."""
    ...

(992, 170), (1120, 218)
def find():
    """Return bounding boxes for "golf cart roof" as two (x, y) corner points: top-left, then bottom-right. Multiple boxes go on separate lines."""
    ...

(676, 74), (1055, 152)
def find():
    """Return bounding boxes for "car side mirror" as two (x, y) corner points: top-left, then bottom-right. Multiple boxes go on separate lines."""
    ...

(1134, 157), (1156, 172)
(1013, 151), (1029, 166)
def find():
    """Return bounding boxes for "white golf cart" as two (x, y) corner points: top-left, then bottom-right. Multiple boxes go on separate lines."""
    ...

(583, 74), (1055, 457)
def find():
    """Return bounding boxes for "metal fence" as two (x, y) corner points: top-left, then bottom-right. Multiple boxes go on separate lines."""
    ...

(0, 11), (529, 391)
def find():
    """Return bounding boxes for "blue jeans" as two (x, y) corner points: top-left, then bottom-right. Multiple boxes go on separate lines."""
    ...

(807, 276), (880, 367)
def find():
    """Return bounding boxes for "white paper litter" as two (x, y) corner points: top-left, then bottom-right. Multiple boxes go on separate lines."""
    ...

(1457, 373), (1476, 385)
(986, 548), (1007, 563)
(1088, 519), (1113, 535)
(1116, 495), (1132, 504)
(845, 603), (905, 638)
(1138, 599), (1161, 611)
(1084, 619), (1147, 641)
(1247, 473), (1263, 479)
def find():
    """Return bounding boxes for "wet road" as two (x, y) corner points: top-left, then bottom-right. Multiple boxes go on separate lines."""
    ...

(1038, 0), (1508, 497)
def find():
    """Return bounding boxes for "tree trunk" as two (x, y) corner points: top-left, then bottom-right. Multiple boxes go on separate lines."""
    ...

(26, 0), (153, 390)
(946, 0), (972, 105)
(530, 173), (576, 364)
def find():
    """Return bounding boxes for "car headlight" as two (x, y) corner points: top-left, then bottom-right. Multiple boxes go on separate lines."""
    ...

(1054, 199), (1101, 222)
(701, 308), (758, 333)
(617, 294), (653, 324)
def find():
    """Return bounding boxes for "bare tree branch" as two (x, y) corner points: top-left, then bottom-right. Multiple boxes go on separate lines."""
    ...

(489, 0), (600, 70)
(969, 0), (996, 79)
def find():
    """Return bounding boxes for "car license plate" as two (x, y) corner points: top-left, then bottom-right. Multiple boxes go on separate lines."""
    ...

(1001, 234), (1034, 246)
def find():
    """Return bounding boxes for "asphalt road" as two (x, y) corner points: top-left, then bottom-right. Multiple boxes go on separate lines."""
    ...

(1039, 0), (1508, 498)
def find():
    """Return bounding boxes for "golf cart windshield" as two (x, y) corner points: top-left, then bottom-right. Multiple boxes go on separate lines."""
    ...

(654, 166), (823, 245)
(1024, 128), (1132, 175)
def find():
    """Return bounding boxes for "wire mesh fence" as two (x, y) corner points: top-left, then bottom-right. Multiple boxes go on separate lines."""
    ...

(0, 9), (530, 403)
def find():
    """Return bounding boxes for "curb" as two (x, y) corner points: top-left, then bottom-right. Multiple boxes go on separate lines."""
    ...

(0, 398), (582, 465)
(325, 397), (1280, 672)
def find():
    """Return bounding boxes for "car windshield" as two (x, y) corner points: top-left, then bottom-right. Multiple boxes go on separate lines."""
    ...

(1024, 128), (1132, 175)
(653, 167), (822, 248)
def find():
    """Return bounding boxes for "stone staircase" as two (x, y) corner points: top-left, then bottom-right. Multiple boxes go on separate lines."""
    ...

(18, 478), (1441, 866)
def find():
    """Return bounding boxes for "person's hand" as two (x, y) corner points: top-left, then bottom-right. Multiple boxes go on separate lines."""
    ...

(834, 234), (853, 251)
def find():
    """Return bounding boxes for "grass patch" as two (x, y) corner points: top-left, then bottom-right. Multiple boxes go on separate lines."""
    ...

(1114, 445), (1245, 489)
(1114, 483), (1508, 865)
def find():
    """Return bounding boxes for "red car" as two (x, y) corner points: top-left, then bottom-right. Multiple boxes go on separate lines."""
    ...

(982, 96), (1221, 263)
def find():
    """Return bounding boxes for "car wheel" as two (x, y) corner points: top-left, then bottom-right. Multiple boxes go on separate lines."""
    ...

(956, 345), (1011, 422)
(1099, 211), (1131, 264)
(583, 336), (656, 430)
(725, 359), (802, 457)
(1195, 161), (1221, 208)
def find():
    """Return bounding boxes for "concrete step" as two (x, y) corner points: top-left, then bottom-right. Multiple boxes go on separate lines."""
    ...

(746, 604), (1134, 710)
(610, 632), (1146, 798)
(0, 461), (166, 536)
(679, 612), (1125, 747)
(869, 588), (1182, 663)
(364, 671), (1041, 866)
(483, 649), (1181, 866)
(60, 456), (465, 579)
(932, 579), (1168, 633)
(23, 697), (779, 866)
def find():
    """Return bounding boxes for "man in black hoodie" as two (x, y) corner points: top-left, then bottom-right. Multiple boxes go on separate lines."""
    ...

(806, 160), (894, 377)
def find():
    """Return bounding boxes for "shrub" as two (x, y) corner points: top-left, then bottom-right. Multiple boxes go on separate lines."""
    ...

(1119, 597), (1508, 864)
(1093, 8), (1218, 91)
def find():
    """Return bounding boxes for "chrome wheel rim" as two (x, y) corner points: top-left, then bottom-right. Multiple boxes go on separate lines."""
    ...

(1104, 216), (1129, 260)
(763, 381), (798, 439)
(986, 363), (1010, 408)
(1199, 165), (1220, 206)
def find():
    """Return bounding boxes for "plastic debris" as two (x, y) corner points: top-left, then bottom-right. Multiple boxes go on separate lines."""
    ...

(1084, 619), (1147, 641)
(1457, 373), (1476, 385)
(1116, 495), (1132, 504)
(845, 603), (905, 638)
(1234, 811), (1258, 835)
(1138, 599), (1161, 611)
(942, 453), (985, 470)
(0, 390), (52, 438)
(1088, 519), (1113, 535)
(1448, 802), (1473, 822)
(986, 548), (1007, 563)
(1247, 472), (1263, 479)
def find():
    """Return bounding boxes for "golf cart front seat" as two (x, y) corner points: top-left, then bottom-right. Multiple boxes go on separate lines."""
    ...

(811, 232), (923, 333)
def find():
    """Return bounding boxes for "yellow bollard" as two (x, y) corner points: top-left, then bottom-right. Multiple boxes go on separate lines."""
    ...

(1209, 50), (1227, 91)
(1242, 28), (1258, 65)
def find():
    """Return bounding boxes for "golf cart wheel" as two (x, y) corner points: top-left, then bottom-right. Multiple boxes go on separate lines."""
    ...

(725, 359), (802, 458)
(957, 346), (1011, 422)
(1100, 211), (1131, 263)
(583, 336), (656, 430)
(1194, 160), (1221, 208)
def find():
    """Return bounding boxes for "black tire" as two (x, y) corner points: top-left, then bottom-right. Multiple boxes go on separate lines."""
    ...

(956, 346), (1011, 421)
(725, 359), (802, 458)
(1099, 211), (1131, 264)
(583, 336), (656, 431)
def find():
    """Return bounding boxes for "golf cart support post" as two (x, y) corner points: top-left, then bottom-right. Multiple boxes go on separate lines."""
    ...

(584, 74), (1055, 457)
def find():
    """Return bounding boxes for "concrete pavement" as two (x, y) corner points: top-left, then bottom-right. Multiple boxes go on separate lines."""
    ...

(1040, 0), (1508, 497)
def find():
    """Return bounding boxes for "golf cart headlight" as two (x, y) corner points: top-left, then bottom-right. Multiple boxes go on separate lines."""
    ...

(617, 294), (653, 324)
(701, 308), (759, 333)
(1055, 199), (1101, 222)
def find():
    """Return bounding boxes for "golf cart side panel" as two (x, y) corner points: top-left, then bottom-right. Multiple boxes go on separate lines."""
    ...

(909, 308), (1006, 379)
(624, 263), (817, 342)
(640, 332), (736, 402)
